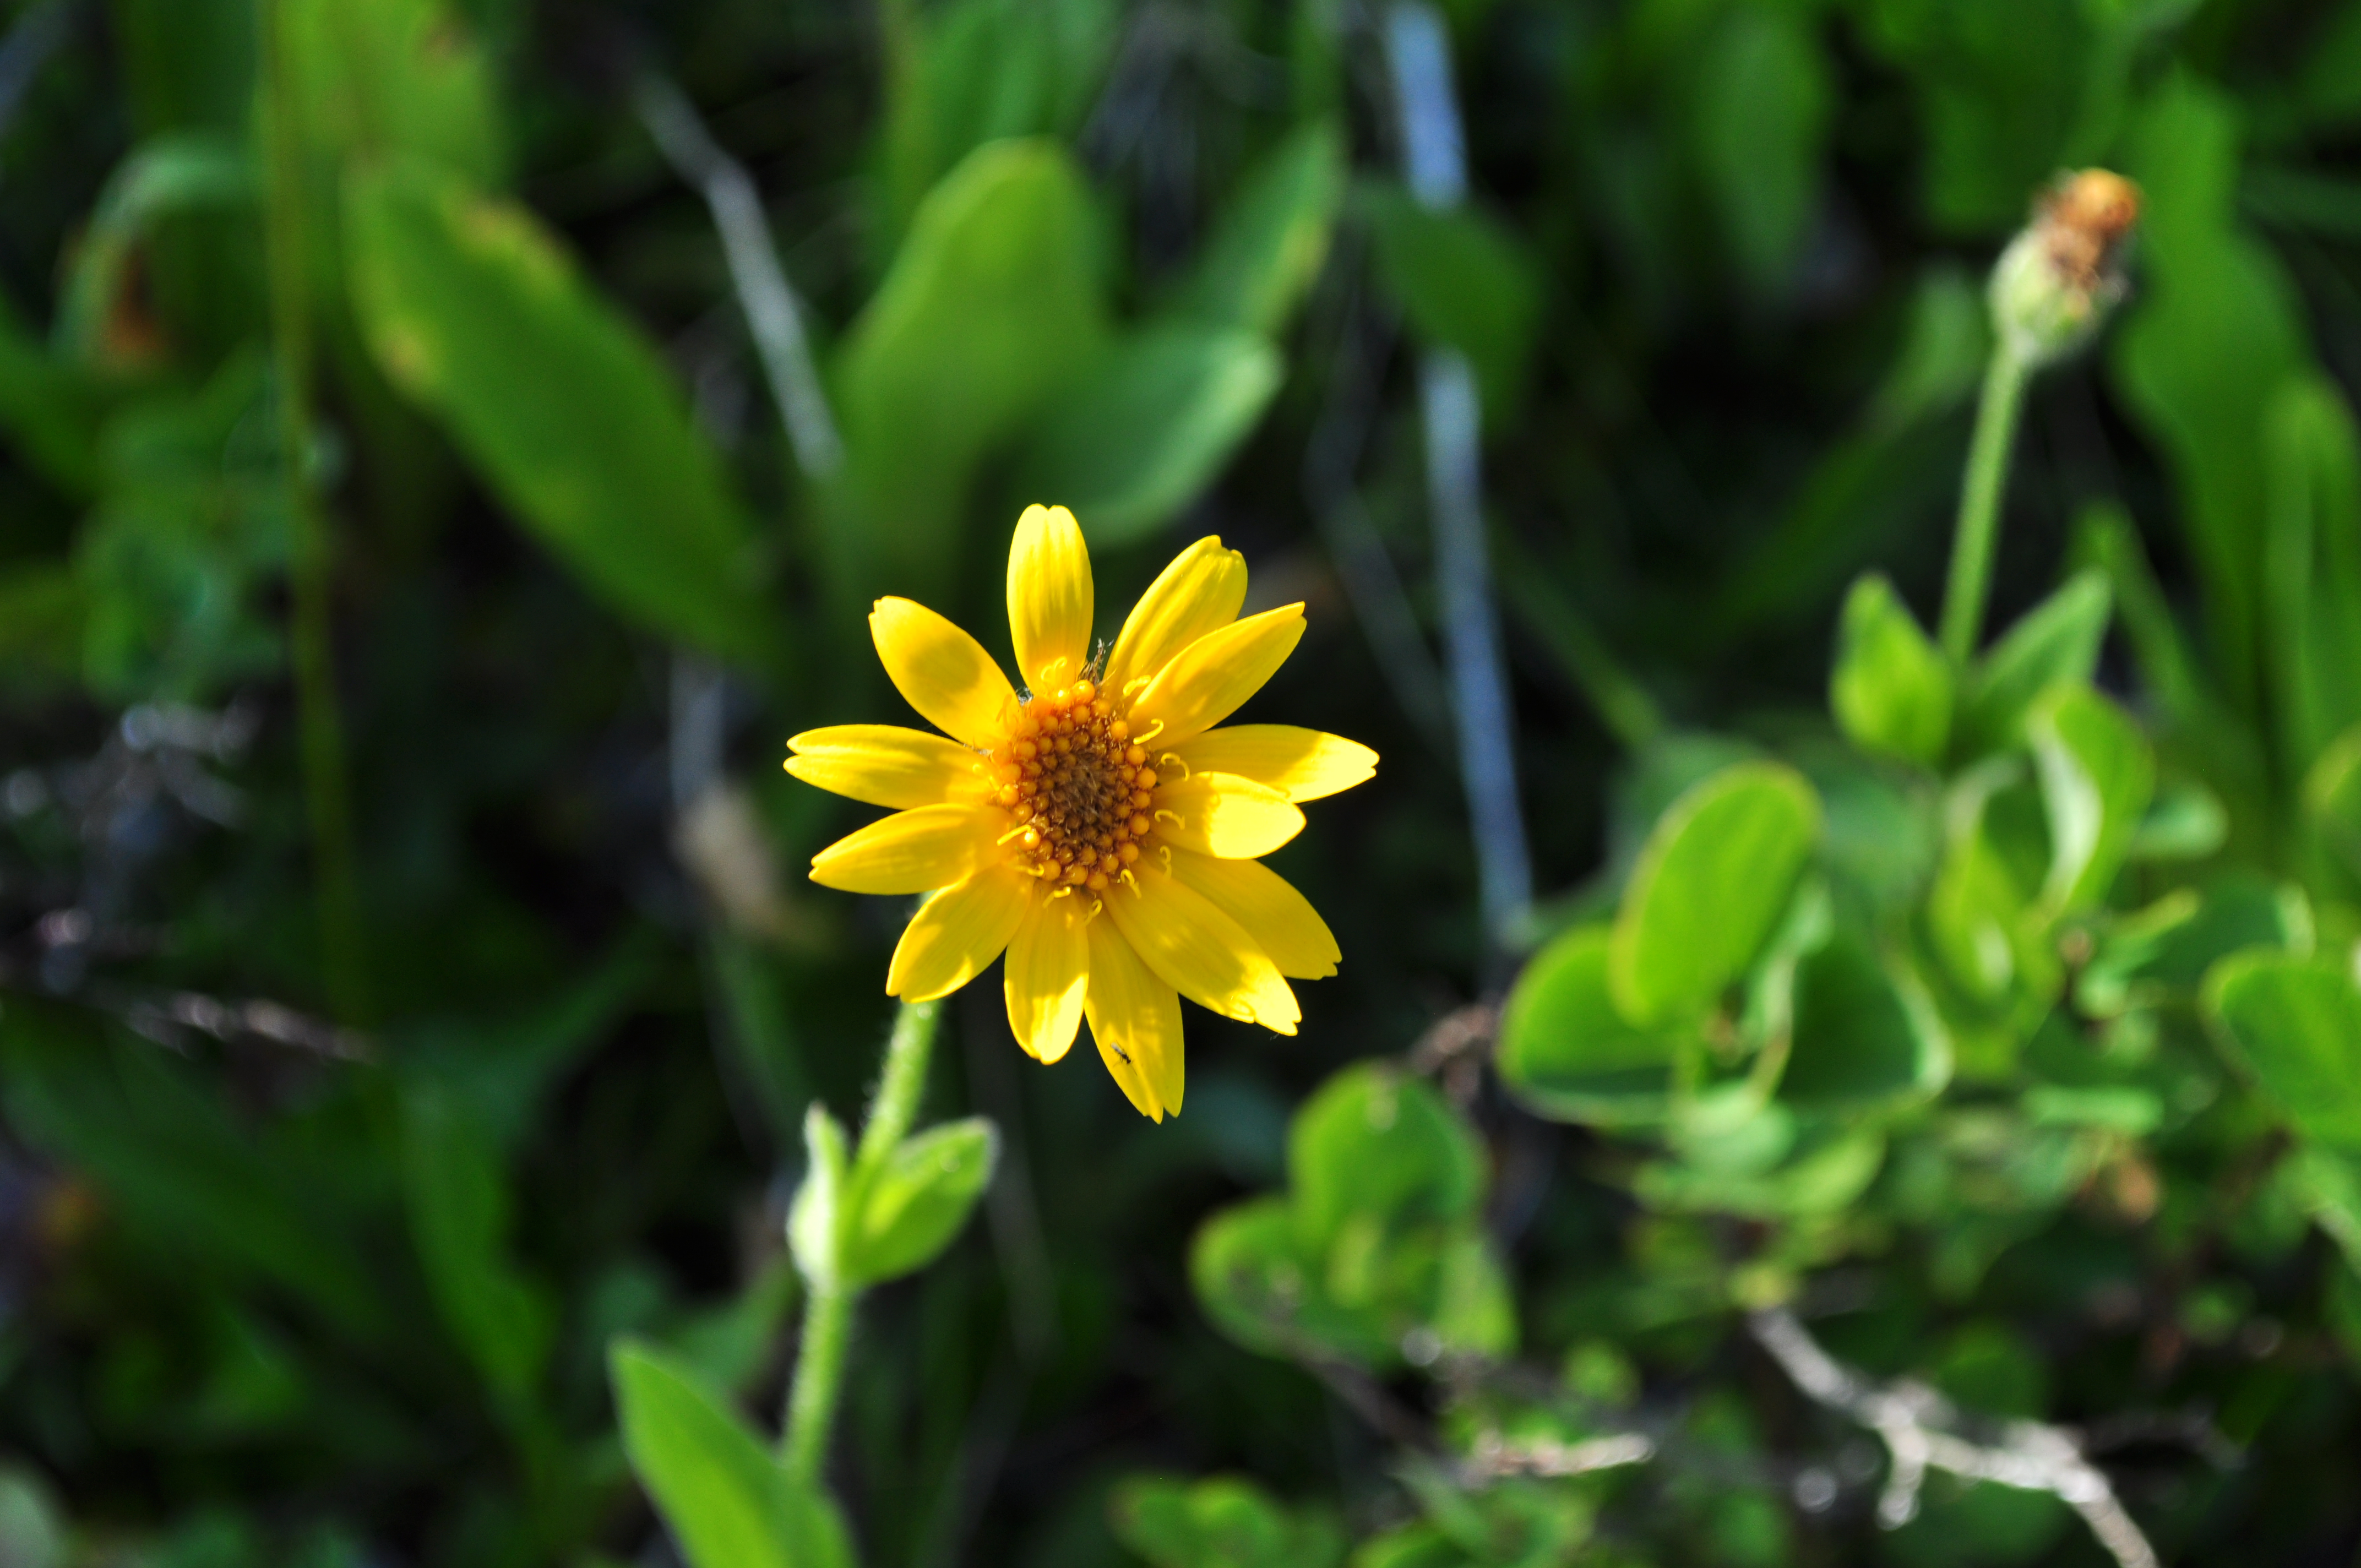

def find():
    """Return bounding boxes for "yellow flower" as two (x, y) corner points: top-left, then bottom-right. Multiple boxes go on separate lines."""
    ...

(786, 504), (1376, 1121)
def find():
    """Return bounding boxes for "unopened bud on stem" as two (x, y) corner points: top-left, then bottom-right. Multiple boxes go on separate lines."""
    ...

(1989, 169), (2141, 367)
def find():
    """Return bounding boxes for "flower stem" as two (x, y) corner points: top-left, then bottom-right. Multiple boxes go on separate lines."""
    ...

(779, 1276), (850, 1488)
(778, 997), (941, 1485)
(1938, 340), (2033, 667)
(257, 0), (368, 1022)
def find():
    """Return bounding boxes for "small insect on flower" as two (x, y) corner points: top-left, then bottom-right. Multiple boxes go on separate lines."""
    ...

(786, 505), (1377, 1120)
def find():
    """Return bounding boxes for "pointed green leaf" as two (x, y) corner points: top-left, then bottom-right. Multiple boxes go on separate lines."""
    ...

(833, 138), (1106, 606)
(844, 1117), (997, 1286)
(1174, 121), (1346, 336)
(1957, 570), (2110, 755)
(610, 1341), (852, 1568)
(1831, 573), (1952, 766)
(2027, 683), (2155, 918)
(1020, 324), (1281, 547)
(787, 1105), (850, 1291)
(344, 161), (771, 665)
(399, 1084), (552, 1411)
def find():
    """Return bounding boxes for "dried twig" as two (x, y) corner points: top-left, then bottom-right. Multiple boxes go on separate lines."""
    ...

(1460, 1428), (1655, 1483)
(1379, 2), (1532, 956)
(1749, 1307), (2161, 1568)
(633, 75), (842, 480)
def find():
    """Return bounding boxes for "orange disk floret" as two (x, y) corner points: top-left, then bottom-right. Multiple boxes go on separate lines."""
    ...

(1000, 678), (1160, 887)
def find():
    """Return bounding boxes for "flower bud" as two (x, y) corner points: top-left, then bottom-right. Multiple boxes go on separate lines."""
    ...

(1989, 169), (2141, 367)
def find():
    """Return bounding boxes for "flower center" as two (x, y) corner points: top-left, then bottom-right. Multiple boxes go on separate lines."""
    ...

(987, 677), (1156, 893)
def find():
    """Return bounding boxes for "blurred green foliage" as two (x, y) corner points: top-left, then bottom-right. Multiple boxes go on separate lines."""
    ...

(2, 0), (2360, 1565)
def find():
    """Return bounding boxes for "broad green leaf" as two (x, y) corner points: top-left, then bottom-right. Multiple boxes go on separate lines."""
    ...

(1831, 573), (1951, 766)
(399, 1085), (552, 1411)
(832, 138), (1106, 606)
(1636, 1125), (1885, 1219)
(1189, 1196), (1393, 1365)
(1691, 5), (1830, 294)
(610, 1341), (852, 1568)
(345, 161), (771, 665)
(2113, 78), (2309, 705)
(1778, 940), (1950, 1109)
(0, 296), (111, 497)
(2206, 951), (2361, 1153)
(1428, 1226), (1517, 1360)
(1497, 924), (1687, 1127)
(2027, 683), (2155, 918)
(1020, 324), (1282, 547)
(1610, 761), (1821, 1026)
(787, 1105), (850, 1290)
(1173, 121), (1346, 336)
(1360, 186), (1538, 422)
(1923, 767), (2049, 1009)
(2287, 1146), (2361, 1275)
(1288, 1064), (1483, 1250)
(1111, 1475), (1347, 1568)
(284, 0), (503, 181)
(844, 1117), (997, 1286)
(1956, 570), (2110, 755)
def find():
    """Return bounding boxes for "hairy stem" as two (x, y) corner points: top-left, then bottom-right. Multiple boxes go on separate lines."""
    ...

(779, 997), (942, 1483)
(258, 0), (368, 1021)
(1938, 341), (2033, 666)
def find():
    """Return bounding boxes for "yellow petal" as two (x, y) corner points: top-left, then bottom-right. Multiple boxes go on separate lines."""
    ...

(809, 802), (1005, 894)
(1084, 913), (1184, 1119)
(886, 865), (1032, 1001)
(1007, 504), (1094, 692)
(1105, 862), (1300, 1034)
(1170, 725), (1378, 803)
(1103, 536), (1247, 698)
(1153, 772), (1305, 858)
(1168, 850), (1339, 979)
(786, 725), (988, 808)
(1129, 605), (1304, 748)
(871, 597), (1018, 748)
(1004, 889), (1090, 1064)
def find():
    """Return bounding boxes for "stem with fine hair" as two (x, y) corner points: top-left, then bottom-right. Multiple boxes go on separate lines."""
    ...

(1938, 340), (2033, 666)
(779, 997), (942, 1484)
(258, 0), (368, 1021)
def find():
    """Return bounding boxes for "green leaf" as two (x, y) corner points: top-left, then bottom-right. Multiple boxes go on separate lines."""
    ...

(2206, 951), (2361, 1153)
(283, 0), (504, 181)
(1497, 924), (1688, 1127)
(1359, 185), (1539, 423)
(1110, 1475), (1347, 1568)
(344, 160), (771, 665)
(1691, 5), (1831, 294)
(844, 1117), (997, 1286)
(2112, 77), (2309, 705)
(58, 135), (254, 366)
(1778, 939), (1950, 1109)
(2261, 375), (2361, 776)
(398, 1085), (552, 1412)
(1288, 1065), (1483, 1250)
(1189, 1196), (1391, 1364)
(1610, 761), (1821, 1026)
(610, 1341), (852, 1568)
(2305, 720), (2361, 878)
(1831, 573), (1952, 766)
(787, 1105), (850, 1291)
(832, 138), (1106, 607)
(1956, 570), (2111, 755)
(1174, 121), (1346, 336)
(1019, 324), (1282, 547)
(2026, 683), (2155, 918)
